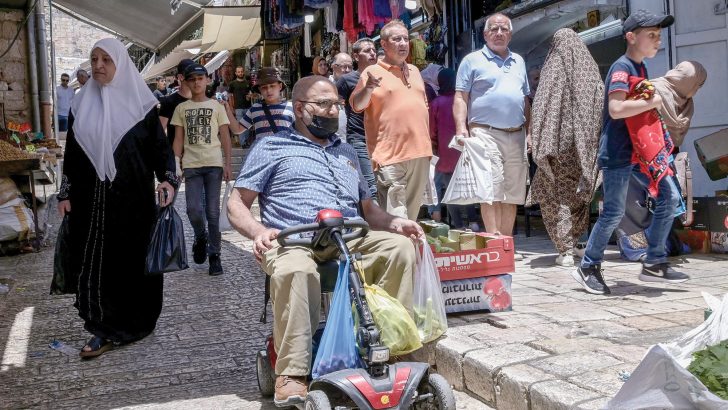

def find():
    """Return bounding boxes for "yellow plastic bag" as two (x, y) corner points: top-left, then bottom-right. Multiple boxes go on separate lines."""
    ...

(362, 282), (422, 355)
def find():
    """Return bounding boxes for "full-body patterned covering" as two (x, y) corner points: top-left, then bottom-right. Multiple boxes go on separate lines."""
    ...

(528, 29), (603, 253)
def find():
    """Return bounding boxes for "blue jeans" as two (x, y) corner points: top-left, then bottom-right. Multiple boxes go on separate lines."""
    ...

(58, 115), (68, 132)
(428, 172), (479, 228)
(234, 108), (251, 144)
(347, 135), (377, 199)
(581, 164), (681, 267)
(184, 167), (223, 254)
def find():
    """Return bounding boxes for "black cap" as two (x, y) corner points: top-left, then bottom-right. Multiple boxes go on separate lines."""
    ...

(184, 63), (208, 80)
(177, 59), (195, 76)
(623, 9), (674, 33)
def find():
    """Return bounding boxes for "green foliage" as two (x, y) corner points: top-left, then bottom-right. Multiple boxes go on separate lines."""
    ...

(687, 340), (728, 400)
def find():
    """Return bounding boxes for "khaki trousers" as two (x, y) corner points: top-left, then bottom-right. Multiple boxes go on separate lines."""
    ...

(376, 157), (430, 220)
(261, 230), (416, 376)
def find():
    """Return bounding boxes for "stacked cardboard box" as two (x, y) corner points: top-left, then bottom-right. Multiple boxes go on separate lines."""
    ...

(420, 221), (515, 314)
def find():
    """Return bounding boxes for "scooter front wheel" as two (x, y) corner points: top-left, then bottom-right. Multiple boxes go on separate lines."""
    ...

(304, 390), (332, 410)
(256, 349), (275, 396)
(414, 373), (456, 410)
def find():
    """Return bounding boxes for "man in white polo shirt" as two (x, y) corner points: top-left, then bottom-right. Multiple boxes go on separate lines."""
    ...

(454, 12), (530, 240)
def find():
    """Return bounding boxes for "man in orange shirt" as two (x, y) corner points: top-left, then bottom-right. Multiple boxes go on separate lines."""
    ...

(350, 20), (432, 220)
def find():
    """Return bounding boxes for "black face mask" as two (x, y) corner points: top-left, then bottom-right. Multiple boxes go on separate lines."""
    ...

(306, 114), (339, 139)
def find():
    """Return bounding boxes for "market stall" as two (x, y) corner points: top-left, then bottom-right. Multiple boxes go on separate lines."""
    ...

(0, 124), (62, 253)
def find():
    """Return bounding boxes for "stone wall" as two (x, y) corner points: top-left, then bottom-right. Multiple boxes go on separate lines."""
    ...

(0, 8), (30, 125)
(47, 5), (109, 84)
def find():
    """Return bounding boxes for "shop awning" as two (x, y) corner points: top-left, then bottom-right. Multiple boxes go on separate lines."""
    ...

(142, 40), (206, 81)
(200, 6), (261, 52)
(204, 50), (231, 72)
(52, 0), (209, 53)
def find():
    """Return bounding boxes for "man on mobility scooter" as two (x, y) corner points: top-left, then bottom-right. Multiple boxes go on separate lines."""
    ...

(227, 76), (426, 406)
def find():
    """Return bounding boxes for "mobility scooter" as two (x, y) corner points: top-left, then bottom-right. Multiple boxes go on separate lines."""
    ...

(255, 209), (455, 409)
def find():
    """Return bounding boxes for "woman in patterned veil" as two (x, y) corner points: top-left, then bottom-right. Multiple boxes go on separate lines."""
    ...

(528, 28), (604, 266)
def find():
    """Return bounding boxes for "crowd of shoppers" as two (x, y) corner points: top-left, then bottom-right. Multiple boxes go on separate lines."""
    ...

(55, 10), (703, 403)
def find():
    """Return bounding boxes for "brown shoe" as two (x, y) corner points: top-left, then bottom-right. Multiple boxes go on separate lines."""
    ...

(274, 375), (308, 406)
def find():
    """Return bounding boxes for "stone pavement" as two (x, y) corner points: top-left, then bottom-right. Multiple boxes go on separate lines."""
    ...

(0, 192), (489, 409)
(412, 234), (728, 409)
(0, 190), (725, 409)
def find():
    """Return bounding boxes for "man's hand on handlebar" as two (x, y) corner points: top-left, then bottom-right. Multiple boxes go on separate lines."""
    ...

(389, 217), (424, 240)
(253, 228), (281, 263)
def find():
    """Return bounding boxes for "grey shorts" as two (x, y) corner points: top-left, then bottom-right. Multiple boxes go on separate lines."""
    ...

(470, 125), (528, 205)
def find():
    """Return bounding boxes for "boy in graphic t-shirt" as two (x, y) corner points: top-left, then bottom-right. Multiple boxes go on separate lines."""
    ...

(571, 9), (689, 295)
(171, 63), (231, 276)
(224, 67), (294, 141)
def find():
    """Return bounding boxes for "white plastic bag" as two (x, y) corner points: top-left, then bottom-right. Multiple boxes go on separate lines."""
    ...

(219, 182), (233, 232)
(413, 237), (448, 343)
(607, 292), (728, 409)
(441, 137), (493, 205)
(421, 156), (439, 206)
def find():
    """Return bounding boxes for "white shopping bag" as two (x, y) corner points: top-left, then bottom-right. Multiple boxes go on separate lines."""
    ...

(441, 137), (493, 205)
(607, 292), (728, 409)
(219, 182), (233, 232)
(421, 156), (439, 206)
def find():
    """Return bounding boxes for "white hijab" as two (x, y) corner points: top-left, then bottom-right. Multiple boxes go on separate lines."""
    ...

(71, 38), (159, 182)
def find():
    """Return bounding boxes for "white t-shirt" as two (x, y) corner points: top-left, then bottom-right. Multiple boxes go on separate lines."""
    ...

(56, 85), (75, 116)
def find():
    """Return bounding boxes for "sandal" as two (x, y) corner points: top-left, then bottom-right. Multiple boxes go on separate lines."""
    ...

(79, 336), (113, 359)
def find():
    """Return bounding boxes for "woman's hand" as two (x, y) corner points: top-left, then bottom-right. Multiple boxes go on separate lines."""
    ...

(156, 182), (175, 207)
(58, 200), (71, 216)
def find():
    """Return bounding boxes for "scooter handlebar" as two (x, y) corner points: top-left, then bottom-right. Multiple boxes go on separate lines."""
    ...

(277, 219), (370, 247)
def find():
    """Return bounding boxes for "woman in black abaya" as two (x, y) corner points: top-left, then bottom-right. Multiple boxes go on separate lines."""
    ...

(56, 38), (178, 358)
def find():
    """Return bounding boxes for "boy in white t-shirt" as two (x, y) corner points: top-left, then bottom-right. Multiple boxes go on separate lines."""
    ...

(171, 63), (231, 275)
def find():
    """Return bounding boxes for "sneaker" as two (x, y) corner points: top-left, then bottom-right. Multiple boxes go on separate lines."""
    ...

(555, 251), (575, 267)
(639, 263), (690, 283)
(274, 375), (307, 406)
(570, 264), (611, 295)
(208, 254), (223, 276)
(513, 251), (525, 261)
(192, 234), (208, 264)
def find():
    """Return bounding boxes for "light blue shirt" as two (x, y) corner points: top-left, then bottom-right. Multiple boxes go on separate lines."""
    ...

(455, 45), (529, 129)
(234, 128), (370, 231)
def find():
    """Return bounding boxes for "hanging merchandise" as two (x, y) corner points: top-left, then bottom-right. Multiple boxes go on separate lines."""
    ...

(358, 0), (388, 35)
(304, 0), (334, 8)
(408, 34), (427, 69)
(324, 0), (338, 33)
(338, 31), (349, 54)
(343, 0), (361, 42)
(304, 22), (312, 58)
(421, 0), (442, 17)
(288, 37), (300, 71)
(425, 14), (448, 65)
(373, 0), (392, 18)
(321, 32), (340, 60)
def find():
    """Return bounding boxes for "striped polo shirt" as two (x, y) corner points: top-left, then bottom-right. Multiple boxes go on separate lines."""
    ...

(239, 100), (295, 138)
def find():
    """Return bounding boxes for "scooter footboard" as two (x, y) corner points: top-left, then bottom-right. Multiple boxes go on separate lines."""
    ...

(309, 362), (430, 409)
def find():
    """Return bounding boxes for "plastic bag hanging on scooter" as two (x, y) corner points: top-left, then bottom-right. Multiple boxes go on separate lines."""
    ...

(414, 237), (448, 343)
(312, 258), (364, 379)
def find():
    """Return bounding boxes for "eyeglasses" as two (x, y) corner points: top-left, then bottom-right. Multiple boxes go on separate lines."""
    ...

(487, 25), (511, 34)
(300, 100), (344, 110)
(333, 64), (353, 70)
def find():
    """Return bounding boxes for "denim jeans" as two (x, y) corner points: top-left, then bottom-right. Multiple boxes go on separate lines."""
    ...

(347, 134), (377, 199)
(58, 115), (68, 132)
(428, 172), (479, 228)
(581, 164), (681, 267)
(184, 166), (223, 254)
(234, 108), (251, 144)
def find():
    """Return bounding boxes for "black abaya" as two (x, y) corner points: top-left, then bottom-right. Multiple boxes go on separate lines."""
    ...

(57, 108), (178, 344)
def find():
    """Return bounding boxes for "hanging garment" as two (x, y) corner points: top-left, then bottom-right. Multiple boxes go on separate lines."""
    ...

(324, 0), (338, 32)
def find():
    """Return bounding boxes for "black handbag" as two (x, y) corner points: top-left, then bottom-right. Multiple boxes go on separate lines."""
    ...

(50, 215), (76, 295)
(145, 203), (188, 275)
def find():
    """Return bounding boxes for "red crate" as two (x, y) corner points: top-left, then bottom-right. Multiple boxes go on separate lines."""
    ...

(432, 234), (515, 281)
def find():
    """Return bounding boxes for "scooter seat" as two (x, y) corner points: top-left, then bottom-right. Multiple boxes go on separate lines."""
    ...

(317, 260), (339, 293)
